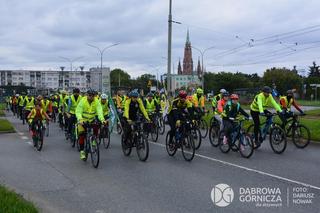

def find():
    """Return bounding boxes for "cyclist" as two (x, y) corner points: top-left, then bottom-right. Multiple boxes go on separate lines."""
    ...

(167, 90), (193, 145)
(50, 94), (59, 120)
(279, 89), (305, 127)
(66, 88), (82, 137)
(27, 101), (51, 143)
(192, 88), (205, 110)
(100, 93), (110, 120)
(123, 90), (150, 143)
(144, 92), (160, 114)
(212, 89), (226, 112)
(221, 94), (249, 144)
(58, 90), (69, 130)
(76, 89), (106, 160)
(12, 94), (19, 114)
(23, 94), (35, 122)
(116, 90), (127, 111)
(18, 92), (26, 119)
(214, 91), (230, 131)
(250, 86), (282, 147)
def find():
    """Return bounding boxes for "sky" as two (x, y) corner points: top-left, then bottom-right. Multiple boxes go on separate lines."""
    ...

(1, 0), (320, 77)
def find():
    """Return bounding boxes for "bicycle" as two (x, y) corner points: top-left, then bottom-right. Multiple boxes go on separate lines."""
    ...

(247, 113), (287, 154)
(218, 117), (254, 158)
(209, 115), (221, 147)
(121, 115), (149, 162)
(32, 119), (46, 151)
(148, 112), (159, 142)
(193, 110), (209, 139)
(99, 122), (110, 149)
(277, 113), (310, 148)
(82, 121), (100, 168)
(116, 109), (124, 134)
(165, 115), (196, 161)
(157, 112), (166, 135)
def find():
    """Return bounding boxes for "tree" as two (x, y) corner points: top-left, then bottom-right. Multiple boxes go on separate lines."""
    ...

(262, 67), (302, 95)
(308, 61), (320, 77)
(110, 68), (132, 88)
(135, 74), (157, 92)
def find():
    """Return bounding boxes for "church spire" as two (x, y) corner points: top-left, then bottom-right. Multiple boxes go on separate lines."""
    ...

(197, 57), (202, 77)
(178, 58), (182, 75)
(186, 29), (190, 44)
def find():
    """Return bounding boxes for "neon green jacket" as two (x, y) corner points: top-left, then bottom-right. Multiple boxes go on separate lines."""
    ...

(76, 97), (104, 122)
(250, 92), (281, 113)
(124, 98), (149, 120)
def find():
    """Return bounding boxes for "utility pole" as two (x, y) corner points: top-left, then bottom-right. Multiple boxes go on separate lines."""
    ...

(167, 0), (172, 96)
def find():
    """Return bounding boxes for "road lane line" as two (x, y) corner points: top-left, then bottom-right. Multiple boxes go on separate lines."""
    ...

(149, 142), (320, 191)
(21, 136), (28, 140)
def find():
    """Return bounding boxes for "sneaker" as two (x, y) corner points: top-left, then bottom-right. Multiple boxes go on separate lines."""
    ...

(80, 151), (86, 160)
(223, 136), (228, 145)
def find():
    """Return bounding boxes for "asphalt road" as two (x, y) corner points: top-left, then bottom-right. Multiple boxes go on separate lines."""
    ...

(1, 112), (320, 213)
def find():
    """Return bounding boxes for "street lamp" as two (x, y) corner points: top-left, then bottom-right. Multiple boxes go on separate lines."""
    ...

(87, 43), (120, 72)
(191, 46), (215, 90)
(59, 56), (84, 71)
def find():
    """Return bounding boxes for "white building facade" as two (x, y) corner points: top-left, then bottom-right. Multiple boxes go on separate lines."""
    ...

(0, 67), (110, 92)
(170, 74), (201, 92)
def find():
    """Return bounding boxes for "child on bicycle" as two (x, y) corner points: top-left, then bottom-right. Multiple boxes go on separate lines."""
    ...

(222, 94), (249, 144)
(27, 101), (51, 142)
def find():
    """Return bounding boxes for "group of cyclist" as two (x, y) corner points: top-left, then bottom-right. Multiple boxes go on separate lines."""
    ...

(5, 83), (306, 162)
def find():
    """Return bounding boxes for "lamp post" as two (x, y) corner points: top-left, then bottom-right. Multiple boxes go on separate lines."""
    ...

(191, 46), (215, 91)
(87, 43), (119, 92)
(59, 56), (83, 72)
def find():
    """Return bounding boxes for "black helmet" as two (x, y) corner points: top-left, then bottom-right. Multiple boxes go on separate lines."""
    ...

(222, 91), (229, 97)
(87, 89), (95, 96)
(262, 86), (272, 93)
(73, 88), (80, 93)
(147, 92), (153, 97)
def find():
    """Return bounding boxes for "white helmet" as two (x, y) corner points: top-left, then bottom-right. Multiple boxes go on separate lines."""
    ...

(219, 89), (226, 93)
(15, 94), (19, 97)
(101, 93), (108, 100)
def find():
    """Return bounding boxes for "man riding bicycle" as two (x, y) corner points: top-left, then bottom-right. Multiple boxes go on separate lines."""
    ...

(279, 89), (305, 127)
(123, 90), (150, 143)
(27, 101), (51, 143)
(221, 94), (249, 145)
(24, 94), (35, 122)
(76, 89), (106, 160)
(212, 89), (227, 112)
(167, 90), (193, 145)
(66, 88), (82, 137)
(250, 86), (283, 147)
(144, 92), (160, 115)
(100, 93), (110, 120)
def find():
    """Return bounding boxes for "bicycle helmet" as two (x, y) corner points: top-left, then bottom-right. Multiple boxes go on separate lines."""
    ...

(230, 94), (239, 100)
(101, 93), (108, 99)
(220, 89), (227, 93)
(73, 88), (80, 93)
(222, 91), (229, 97)
(87, 89), (95, 96)
(178, 90), (187, 99)
(147, 92), (153, 97)
(129, 90), (139, 98)
(262, 86), (272, 93)
(287, 90), (294, 95)
(196, 88), (203, 94)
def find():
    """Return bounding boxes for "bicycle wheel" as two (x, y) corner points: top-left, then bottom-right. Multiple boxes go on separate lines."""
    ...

(165, 131), (177, 156)
(136, 133), (149, 162)
(121, 134), (132, 156)
(181, 134), (195, 161)
(219, 131), (230, 153)
(90, 137), (100, 168)
(158, 117), (165, 135)
(117, 122), (122, 134)
(209, 124), (219, 147)
(151, 123), (159, 142)
(292, 124), (310, 148)
(102, 128), (111, 149)
(192, 127), (202, 150)
(269, 126), (287, 154)
(239, 134), (254, 158)
(36, 128), (44, 151)
(199, 119), (208, 138)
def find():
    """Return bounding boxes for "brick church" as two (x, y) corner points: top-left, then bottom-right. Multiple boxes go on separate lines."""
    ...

(177, 30), (202, 78)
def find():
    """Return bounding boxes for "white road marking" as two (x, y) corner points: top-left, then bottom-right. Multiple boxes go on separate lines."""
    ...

(21, 136), (29, 140)
(18, 132), (24, 136)
(26, 141), (33, 146)
(150, 142), (320, 191)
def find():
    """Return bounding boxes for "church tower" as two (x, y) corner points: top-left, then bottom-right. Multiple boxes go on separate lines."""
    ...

(182, 30), (193, 75)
